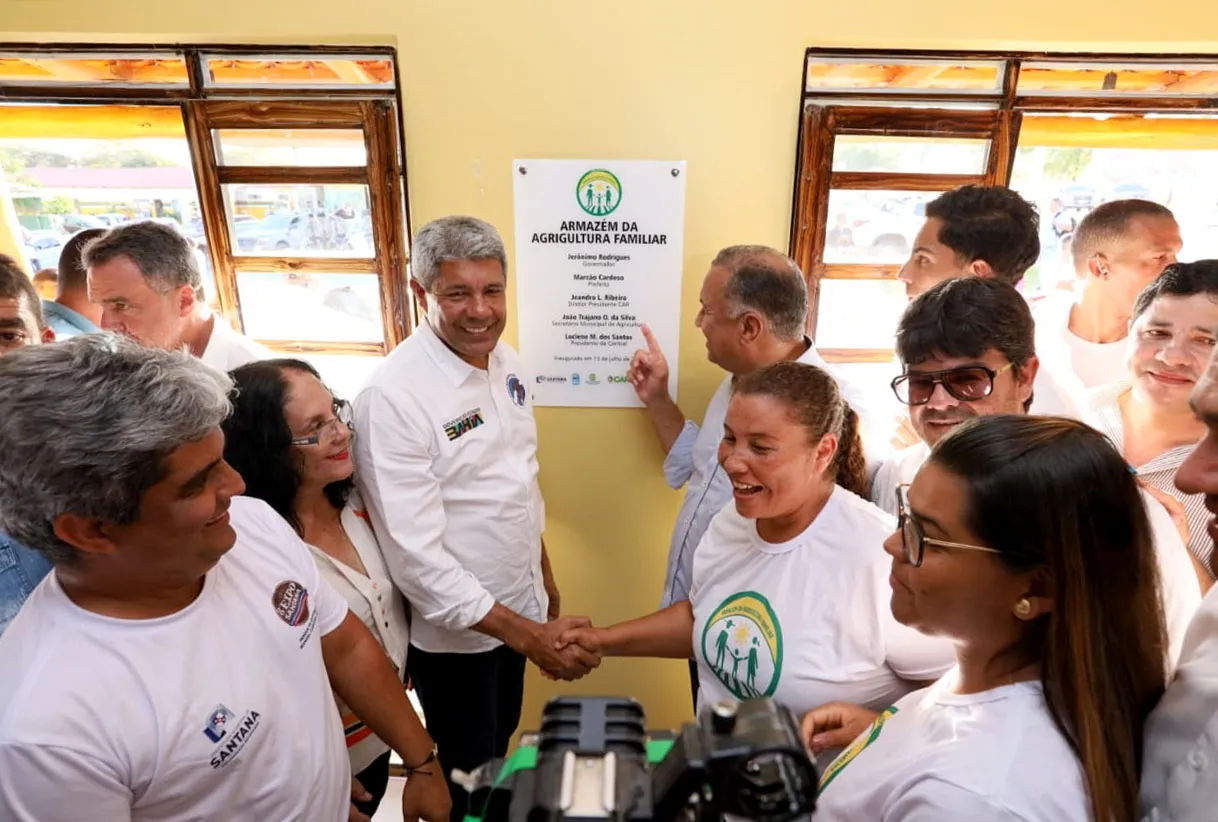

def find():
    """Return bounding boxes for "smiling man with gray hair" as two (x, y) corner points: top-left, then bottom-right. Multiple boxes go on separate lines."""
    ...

(354, 215), (599, 822)
(0, 336), (449, 822)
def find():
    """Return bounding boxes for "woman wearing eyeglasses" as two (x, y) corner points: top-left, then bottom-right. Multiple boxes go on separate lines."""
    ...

(557, 362), (954, 730)
(223, 359), (409, 818)
(808, 415), (1168, 822)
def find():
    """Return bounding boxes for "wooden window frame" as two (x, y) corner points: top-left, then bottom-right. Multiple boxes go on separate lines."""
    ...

(0, 43), (413, 357)
(792, 48), (1218, 365)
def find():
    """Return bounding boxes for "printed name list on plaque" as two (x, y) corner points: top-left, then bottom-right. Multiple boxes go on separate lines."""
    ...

(513, 159), (687, 408)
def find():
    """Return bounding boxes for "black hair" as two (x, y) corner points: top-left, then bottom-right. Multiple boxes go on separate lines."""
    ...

(925, 185), (1040, 284)
(222, 359), (353, 535)
(1131, 260), (1218, 321)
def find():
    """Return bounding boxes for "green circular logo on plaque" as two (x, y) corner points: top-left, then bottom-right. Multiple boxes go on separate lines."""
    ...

(576, 169), (622, 217)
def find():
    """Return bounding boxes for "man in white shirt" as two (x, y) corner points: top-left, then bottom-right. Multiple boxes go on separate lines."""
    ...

(887, 184), (1076, 421)
(896, 185), (1041, 300)
(1142, 345), (1218, 821)
(0, 336), (449, 822)
(84, 221), (269, 371)
(1034, 199), (1182, 404)
(874, 276), (1200, 665)
(353, 215), (598, 822)
(872, 277), (1040, 516)
(624, 245), (877, 702)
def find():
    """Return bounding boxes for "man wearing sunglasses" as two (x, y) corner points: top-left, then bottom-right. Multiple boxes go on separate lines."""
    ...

(871, 277), (1040, 518)
(873, 277), (1200, 664)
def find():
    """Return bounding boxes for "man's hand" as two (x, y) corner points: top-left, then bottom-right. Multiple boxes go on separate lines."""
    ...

(522, 615), (601, 680)
(348, 776), (373, 822)
(399, 755), (452, 822)
(627, 324), (670, 405)
(1139, 478), (1191, 546)
(800, 702), (878, 756)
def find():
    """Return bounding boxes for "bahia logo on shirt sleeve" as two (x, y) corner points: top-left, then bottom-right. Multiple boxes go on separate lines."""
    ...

(506, 374), (528, 408)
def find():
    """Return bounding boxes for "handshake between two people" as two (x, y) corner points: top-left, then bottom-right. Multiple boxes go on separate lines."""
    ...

(519, 616), (604, 682)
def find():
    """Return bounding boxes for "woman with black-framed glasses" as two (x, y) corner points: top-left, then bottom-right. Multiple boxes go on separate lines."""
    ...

(223, 359), (410, 819)
(808, 414), (1169, 822)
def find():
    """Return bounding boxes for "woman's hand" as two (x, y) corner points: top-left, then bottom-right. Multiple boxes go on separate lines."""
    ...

(800, 702), (878, 756)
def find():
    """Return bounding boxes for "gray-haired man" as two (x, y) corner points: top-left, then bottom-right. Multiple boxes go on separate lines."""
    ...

(353, 215), (599, 822)
(85, 220), (268, 370)
(0, 336), (449, 822)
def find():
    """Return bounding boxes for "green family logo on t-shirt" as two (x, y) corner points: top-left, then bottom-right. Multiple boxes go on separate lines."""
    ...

(817, 705), (899, 792)
(700, 591), (783, 699)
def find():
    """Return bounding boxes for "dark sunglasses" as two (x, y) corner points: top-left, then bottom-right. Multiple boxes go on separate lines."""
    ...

(890, 362), (1013, 407)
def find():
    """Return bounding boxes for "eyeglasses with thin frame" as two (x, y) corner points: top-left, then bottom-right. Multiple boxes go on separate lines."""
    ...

(890, 362), (1014, 407)
(290, 399), (353, 447)
(895, 483), (1001, 567)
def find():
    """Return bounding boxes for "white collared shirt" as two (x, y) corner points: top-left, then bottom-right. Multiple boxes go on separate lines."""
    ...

(1141, 586), (1218, 822)
(353, 322), (547, 654)
(306, 491), (410, 774)
(200, 316), (272, 373)
(659, 341), (878, 607)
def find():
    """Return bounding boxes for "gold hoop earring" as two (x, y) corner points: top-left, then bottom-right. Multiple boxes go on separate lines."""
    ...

(1014, 598), (1033, 619)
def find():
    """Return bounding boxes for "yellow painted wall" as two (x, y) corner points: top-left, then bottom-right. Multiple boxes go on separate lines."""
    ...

(5, 0), (1217, 736)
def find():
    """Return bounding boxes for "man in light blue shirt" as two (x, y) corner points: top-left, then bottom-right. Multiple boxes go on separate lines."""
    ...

(41, 228), (104, 339)
(0, 254), (53, 636)
(625, 245), (879, 702)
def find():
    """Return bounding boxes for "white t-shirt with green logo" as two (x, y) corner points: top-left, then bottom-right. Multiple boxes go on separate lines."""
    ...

(814, 671), (1089, 821)
(689, 487), (955, 718)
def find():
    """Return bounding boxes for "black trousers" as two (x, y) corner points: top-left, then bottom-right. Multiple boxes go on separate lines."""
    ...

(408, 644), (527, 822)
(689, 659), (700, 712)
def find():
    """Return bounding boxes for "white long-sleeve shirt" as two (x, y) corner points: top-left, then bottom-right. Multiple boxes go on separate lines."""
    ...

(353, 322), (547, 654)
(1141, 586), (1218, 822)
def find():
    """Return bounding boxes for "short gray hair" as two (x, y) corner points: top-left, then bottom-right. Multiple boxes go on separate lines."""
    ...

(0, 335), (232, 564)
(712, 245), (809, 342)
(411, 215), (508, 291)
(82, 220), (202, 292)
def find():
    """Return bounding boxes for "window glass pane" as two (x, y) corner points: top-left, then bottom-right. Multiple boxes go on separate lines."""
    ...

(204, 55), (395, 89)
(1009, 118), (1218, 297)
(832, 135), (989, 174)
(223, 184), (373, 257)
(0, 114), (210, 301)
(805, 57), (1003, 94)
(0, 54), (189, 87)
(829, 360), (904, 441)
(237, 272), (383, 343)
(822, 190), (939, 265)
(300, 353), (385, 401)
(1017, 62), (1218, 97)
(815, 279), (907, 350)
(213, 129), (367, 167)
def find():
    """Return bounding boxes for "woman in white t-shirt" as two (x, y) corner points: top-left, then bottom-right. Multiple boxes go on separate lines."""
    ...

(223, 359), (410, 819)
(807, 415), (1169, 822)
(559, 362), (955, 721)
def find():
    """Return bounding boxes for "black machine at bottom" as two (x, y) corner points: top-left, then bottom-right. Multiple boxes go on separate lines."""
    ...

(457, 697), (818, 822)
